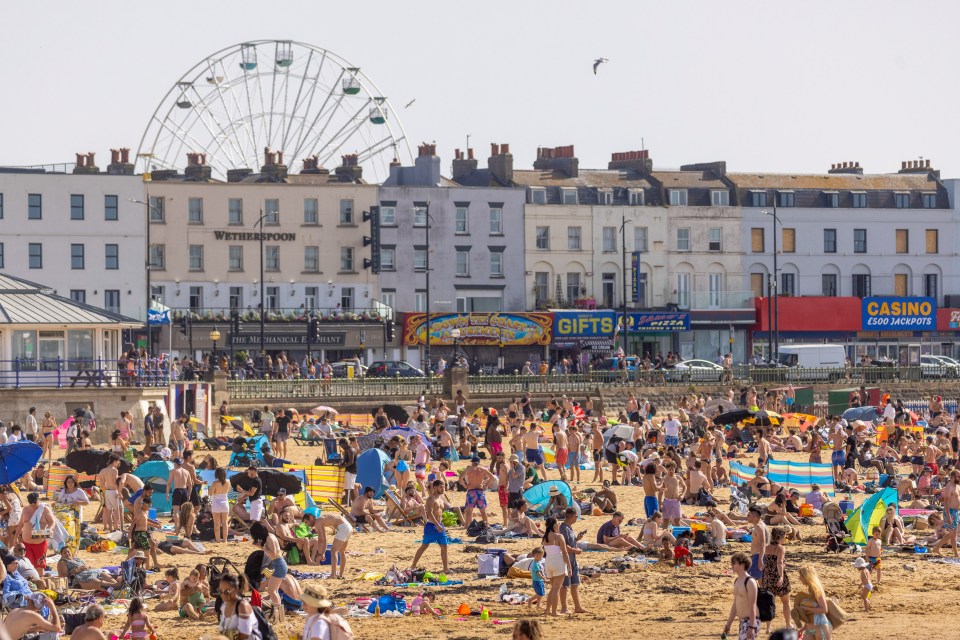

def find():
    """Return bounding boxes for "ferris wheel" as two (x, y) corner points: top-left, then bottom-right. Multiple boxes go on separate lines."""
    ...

(136, 40), (413, 182)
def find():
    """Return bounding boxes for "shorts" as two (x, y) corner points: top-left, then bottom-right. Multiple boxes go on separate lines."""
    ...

(644, 496), (659, 518)
(739, 616), (760, 640)
(23, 540), (48, 570)
(665, 435), (680, 448)
(439, 446), (451, 460)
(171, 488), (189, 507)
(927, 463), (940, 475)
(533, 580), (546, 597)
(465, 488), (487, 510)
(345, 471), (357, 490)
(172, 439), (185, 453)
(249, 498), (264, 522)
(910, 456), (924, 466)
(662, 498), (682, 521)
(490, 441), (503, 455)
(543, 553), (567, 579)
(354, 515), (367, 525)
(785, 397), (795, 407)
(593, 450), (601, 462)
(831, 450), (846, 467)
(422, 522), (450, 545)
(190, 485), (201, 507)
(334, 522), (353, 542)
(105, 489), (120, 511)
(568, 452), (581, 469)
(158, 540), (177, 554)
(526, 448), (544, 466)
(498, 485), (509, 507)
(508, 491), (523, 506)
(555, 448), (569, 469)
(276, 432), (289, 442)
(415, 464), (427, 479)
(868, 556), (881, 571)
(267, 556), (288, 579)
(562, 559), (580, 587)
(748, 553), (762, 580)
(132, 531), (151, 551)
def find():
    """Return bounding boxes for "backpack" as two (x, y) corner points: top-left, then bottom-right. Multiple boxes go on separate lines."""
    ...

(250, 600), (278, 640)
(252, 409), (262, 422)
(756, 587), (776, 622)
(466, 519), (488, 537)
(63, 610), (87, 634)
(697, 487), (717, 507)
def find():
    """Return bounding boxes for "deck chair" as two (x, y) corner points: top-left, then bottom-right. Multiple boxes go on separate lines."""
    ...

(116, 557), (147, 599)
(209, 556), (245, 597)
(384, 489), (420, 525)
(326, 498), (367, 532)
(729, 485), (749, 517)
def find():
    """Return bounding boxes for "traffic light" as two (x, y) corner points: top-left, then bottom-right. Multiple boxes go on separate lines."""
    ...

(362, 205), (381, 273)
(231, 310), (242, 333)
(307, 316), (320, 342)
(385, 319), (395, 342)
(179, 315), (188, 335)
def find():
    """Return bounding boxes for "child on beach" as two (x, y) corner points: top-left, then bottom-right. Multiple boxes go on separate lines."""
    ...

(411, 591), (441, 615)
(117, 597), (156, 640)
(673, 530), (693, 567)
(853, 557), (873, 612)
(528, 547), (545, 608)
(658, 537), (674, 565)
(865, 526), (883, 586)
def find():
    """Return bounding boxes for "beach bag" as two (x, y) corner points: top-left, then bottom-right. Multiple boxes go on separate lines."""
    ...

(477, 553), (500, 577)
(62, 610), (87, 635)
(756, 587), (776, 623)
(697, 488), (716, 507)
(826, 597), (848, 629)
(466, 519), (488, 537)
(287, 546), (301, 565)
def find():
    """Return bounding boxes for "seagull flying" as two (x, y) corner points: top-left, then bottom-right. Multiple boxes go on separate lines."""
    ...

(405, 99), (416, 109)
(593, 58), (609, 75)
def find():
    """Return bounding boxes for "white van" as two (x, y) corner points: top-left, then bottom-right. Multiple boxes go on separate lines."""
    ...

(776, 344), (846, 381)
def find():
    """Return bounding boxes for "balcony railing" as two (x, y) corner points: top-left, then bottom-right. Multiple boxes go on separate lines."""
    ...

(170, 307), (387, 323)
(0, 358), (170, 388)
(679, 290), (755, 310)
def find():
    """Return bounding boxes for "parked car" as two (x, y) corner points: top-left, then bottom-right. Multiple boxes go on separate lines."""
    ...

(920, 354), (959, 378)
(366, 360), (425, 378)
(594, 356), (640, 372)
(330, 362), (368, 378)
(666, 358), (725, 382)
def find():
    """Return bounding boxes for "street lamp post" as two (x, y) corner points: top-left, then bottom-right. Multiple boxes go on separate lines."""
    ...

(130, 198), (161, 358)
(763, 205), (780, 361)
(621, 212), (629, 357)
(210, 326), (221, 368)
(421, 203), (432, 375)
(254, 211), (267, 372)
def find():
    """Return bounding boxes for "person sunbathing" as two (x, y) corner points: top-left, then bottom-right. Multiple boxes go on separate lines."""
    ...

(879, 506), (913, 546)
(350, 486), (390, 532)
(57, 548), (122, 590)
(592, 481), (618, 513)
(640, 512), (675, 548)
(505, 499), (542, 537)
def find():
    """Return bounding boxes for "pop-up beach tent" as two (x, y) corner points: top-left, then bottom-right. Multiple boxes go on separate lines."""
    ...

(844, 487), (898, 545)
(356, 448), (392, 499)
(522, 480), (573, 515)
(134, 461), (175, 514)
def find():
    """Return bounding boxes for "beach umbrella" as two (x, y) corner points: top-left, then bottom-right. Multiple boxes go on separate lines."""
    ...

(702, 399), (736, 418)
(0, 441), (43, 484)
(231, 468), (302, 497)
(221, 416), (255, 435)
(602, 424), (635, 445)
(372, 404), (409, 424)
(65, 449), (133, 475)
(781, 413), (819, 430)
(713, 409), (754, 425)
(841, 406), (879, 423)
(744, 410), (782, 427)
(311, 405), (339, 416)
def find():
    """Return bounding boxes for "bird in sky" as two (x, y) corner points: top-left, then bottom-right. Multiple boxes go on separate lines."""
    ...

(593, 58), (609, 74)
(405, 99), (416, 109)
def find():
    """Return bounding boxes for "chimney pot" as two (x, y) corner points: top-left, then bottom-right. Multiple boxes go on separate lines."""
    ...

(76, 153), (85, 167)
(491, 143), (500, 156)
(454, 148), (461, 160)
(902, 161), (907, 169)
(926, 159), (931, 168)
(501, 143), (510, 154)
(467, 148), (474, 160)
(121, 148), (130, 164)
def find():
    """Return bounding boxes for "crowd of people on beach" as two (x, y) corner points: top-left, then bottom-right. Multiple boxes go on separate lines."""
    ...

(0, 381), (956, 639)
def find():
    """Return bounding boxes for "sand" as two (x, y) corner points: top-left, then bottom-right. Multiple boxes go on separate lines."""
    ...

(66, 433), (960, 640)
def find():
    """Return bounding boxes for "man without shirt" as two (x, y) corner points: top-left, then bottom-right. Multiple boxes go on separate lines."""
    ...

(462, 456), (496, 527)
(746, 505), (768, 580)
(723, 553), (759, 640)
(166, 458), (193, 532)
(97, 454), (122, 533)
(661, 463), (686, 527)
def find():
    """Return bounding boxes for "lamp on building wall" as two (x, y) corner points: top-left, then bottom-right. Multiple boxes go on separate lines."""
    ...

(450, 328), (461, 364)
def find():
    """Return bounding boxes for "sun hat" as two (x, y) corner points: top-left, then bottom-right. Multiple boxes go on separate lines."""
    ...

(549, 486), (561, 496)
(852, 557), (869, 569)
(302, 584), (333, 609)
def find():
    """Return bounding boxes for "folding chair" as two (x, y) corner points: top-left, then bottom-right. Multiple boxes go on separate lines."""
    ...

(326, 498), (367, 532)
(384, 489), (420, 525)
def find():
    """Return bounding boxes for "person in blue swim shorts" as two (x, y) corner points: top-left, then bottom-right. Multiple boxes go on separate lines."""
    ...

(411, 480), (451, 573)
(643, 462), (662, 517)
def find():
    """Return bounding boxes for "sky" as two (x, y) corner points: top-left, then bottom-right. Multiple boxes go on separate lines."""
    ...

(3, 1), (959, 177)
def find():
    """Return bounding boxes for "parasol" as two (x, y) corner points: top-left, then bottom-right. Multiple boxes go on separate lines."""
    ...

(702, 399), (736, 418)
(372, 404), (410, 424)
(743, 410), (782, 427)
(713, 409), (755, 425)
(65, 449), (133, 475)
(311, 405), (339, 417)
(0, 441), (43, 484)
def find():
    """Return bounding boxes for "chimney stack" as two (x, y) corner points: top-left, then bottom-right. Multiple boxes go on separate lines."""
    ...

(487, 142), (514, 184)
(898, 158), (936, 175)
(259, 147), (288, 182)
(417, 143), (437, 158)
(335, 154), (363, 182)
(608, 149), (653, 174)
(73, 151), (100, 175)
(828, 160), (863, 175)
(452, 146), (478, 180)
(184, 152), (213, 181)
(300, 155), (329, 176)
(533, 145), (578, 178)
(107, 149), (135, 175)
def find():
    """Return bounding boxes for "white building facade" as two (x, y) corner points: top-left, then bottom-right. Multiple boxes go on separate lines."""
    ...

(0, 156), (146, 321)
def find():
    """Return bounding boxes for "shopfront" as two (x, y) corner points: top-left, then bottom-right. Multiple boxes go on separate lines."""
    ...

(551, 311), (615, 371)
(752, 296), (947, 364)
(402, 312), (552, 372)
(615, 312), (691, 359)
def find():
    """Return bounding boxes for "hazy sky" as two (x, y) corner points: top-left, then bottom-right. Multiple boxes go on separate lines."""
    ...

(4, 1), (959, 177)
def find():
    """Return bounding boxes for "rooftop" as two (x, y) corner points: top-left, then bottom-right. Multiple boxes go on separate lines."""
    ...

(728, 172), (940, 191)
(0, 274), (141, 326)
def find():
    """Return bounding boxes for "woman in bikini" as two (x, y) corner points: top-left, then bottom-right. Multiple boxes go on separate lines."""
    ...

(641, 511), (676, 547)
(763, 493), (804, 534)
(41, 411), (56, 461)
(209, 467), (231, 543)
(391, 437), (412, 491)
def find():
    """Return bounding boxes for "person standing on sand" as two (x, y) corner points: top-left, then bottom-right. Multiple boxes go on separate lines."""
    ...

(761, 526), (793, 631)
(559, 507), (589, 614)
(591, 423), (604, 484)
(462, 455), (496, 527)
(642, 462), (662, 518)
(935, 469), (960, 557)
(661, 463), (686, 527)
(411, 480), (451, 574)
(568, 426), (582, 483)
(554, 428), (569, 482)
(723, 552), (759, 640)
(747, 505), (768, 580)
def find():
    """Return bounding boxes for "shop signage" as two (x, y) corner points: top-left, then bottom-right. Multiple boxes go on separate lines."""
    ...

(403, 312), (552, 346)
(147, 309), (171, 325)
(213, 231), (297, 241)
(862, 297), (935, 330)
(631, 252), (641, 302)
(618, 312), (690, 332)
(553, 311), (616, 338)
(229, 333), (345, 346)
(949, 310), (960, 329)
